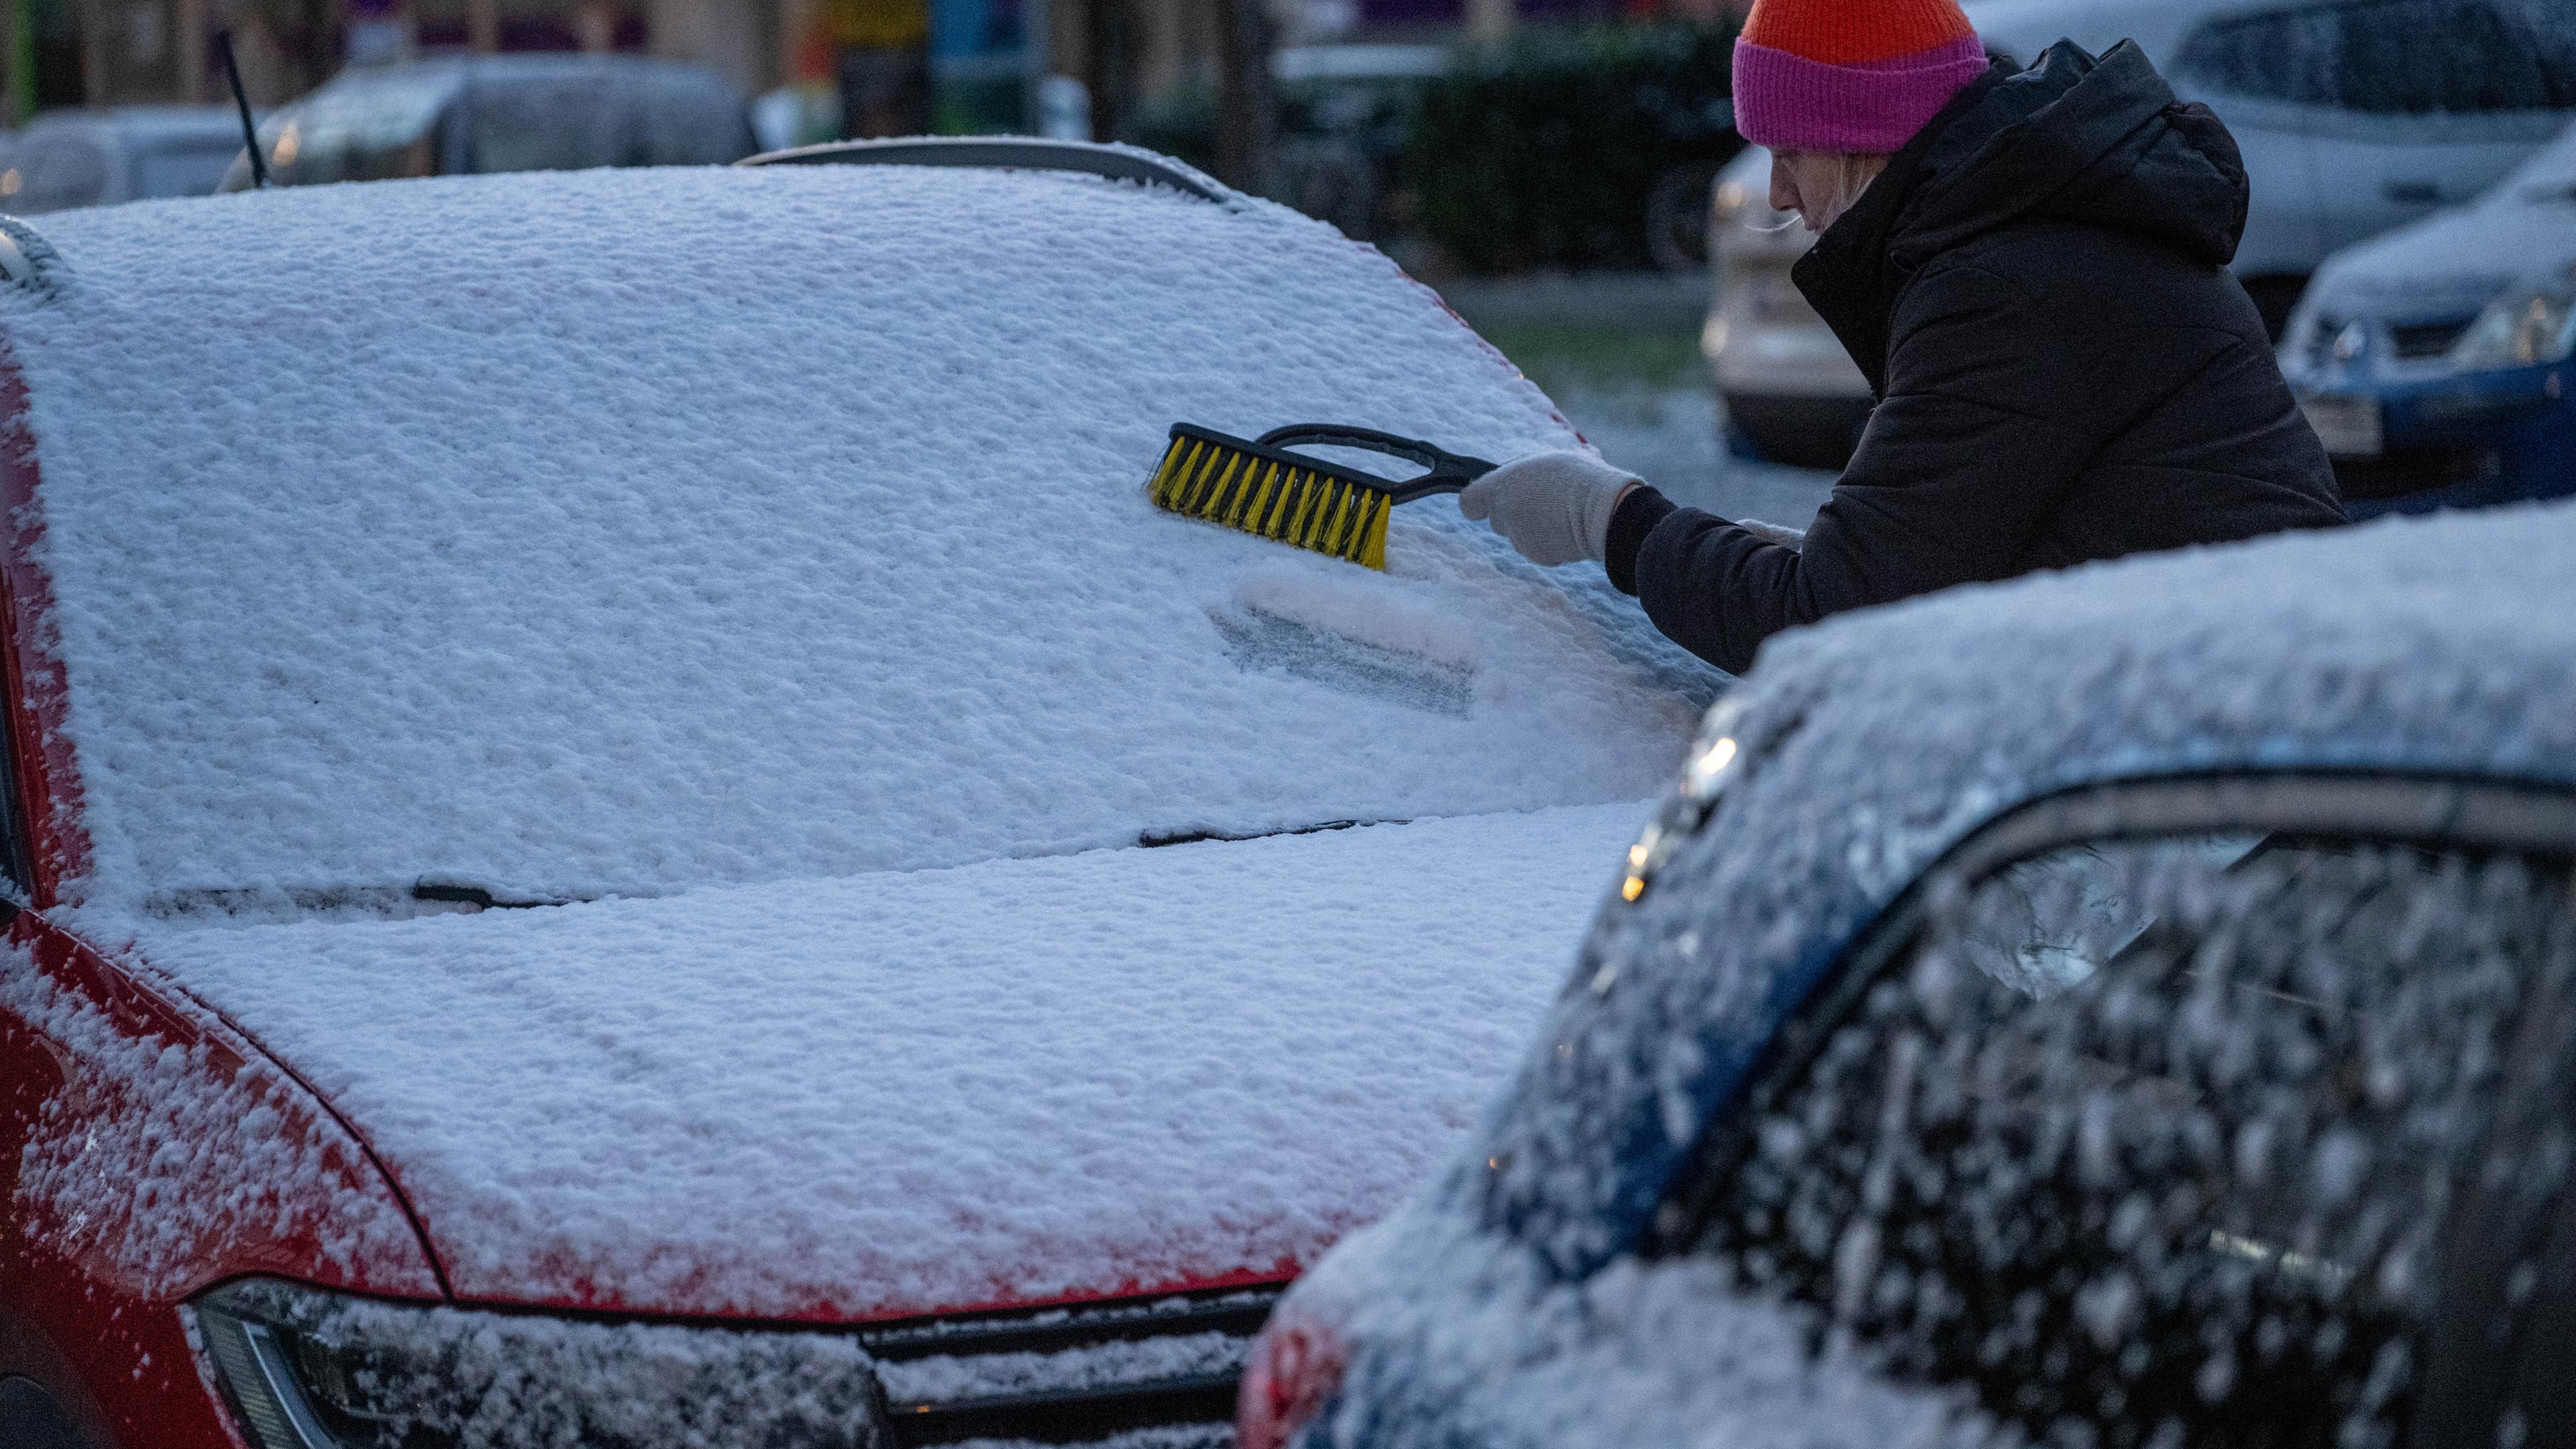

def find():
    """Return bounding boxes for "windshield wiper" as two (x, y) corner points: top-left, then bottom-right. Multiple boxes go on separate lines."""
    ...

(1137, 817), (1405, 849)
(410, 880), (568, 910)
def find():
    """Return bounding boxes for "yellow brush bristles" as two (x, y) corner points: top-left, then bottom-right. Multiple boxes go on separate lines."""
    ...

(1148, 433), (1397, 570)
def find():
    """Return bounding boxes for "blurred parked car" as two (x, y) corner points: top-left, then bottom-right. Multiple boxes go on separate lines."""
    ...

(0, 139), (1719, 1448)
(1246, 497), (2576, 1449)
(0, 107), (250, 213)
(1270, 44), (1447, 244)
(215, 52), (755, 191)
(1711, 0), (2576, 470)
(2283, 119), (2576, 514)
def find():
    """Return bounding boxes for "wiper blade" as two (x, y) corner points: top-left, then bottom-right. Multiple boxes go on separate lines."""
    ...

(410, 879), (569, 910)
(1136, 817), (1405, 849)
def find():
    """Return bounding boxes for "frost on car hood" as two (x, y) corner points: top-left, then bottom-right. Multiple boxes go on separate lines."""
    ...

(1459, 500), (2576, 1278)
(2304, 119), (2576, 313)
(109, 804), (1643, 1319)
(0, 164), (1714, 912)
(1287, 1210), (1999, 1449)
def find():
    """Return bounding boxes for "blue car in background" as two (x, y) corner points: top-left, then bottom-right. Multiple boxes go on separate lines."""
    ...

(1242, 498), (2576, 1449)
(2284, 120), (2576, 516)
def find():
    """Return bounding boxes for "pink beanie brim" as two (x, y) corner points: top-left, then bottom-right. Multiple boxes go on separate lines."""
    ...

(1732, 34), (1990, 154)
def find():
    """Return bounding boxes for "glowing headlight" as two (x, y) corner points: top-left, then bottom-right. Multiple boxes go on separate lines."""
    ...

(2450, 278), (2576, 373)
(190, 1278), (889, 1448)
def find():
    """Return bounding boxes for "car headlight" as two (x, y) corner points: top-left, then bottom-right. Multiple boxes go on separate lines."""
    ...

(2449, 276), (2576, 373)
(191, 1278), (890, 1448)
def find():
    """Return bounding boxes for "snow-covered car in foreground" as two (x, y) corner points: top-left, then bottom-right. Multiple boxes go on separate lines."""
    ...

(0, 145), (1719, 1448)
(1248, 499), (2576, 1449)
(2283, 119), (2576, 514)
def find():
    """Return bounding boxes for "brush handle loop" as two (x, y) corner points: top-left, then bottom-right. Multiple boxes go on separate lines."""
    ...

(1253, 425), (1497, 504)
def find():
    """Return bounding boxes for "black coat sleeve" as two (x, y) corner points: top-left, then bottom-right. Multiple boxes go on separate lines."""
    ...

(1608, 264), (2096, 675)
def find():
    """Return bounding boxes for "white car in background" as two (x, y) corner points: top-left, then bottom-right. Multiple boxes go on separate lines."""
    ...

(1708, 0), (2576, 471)
(0, 105), (249, 213)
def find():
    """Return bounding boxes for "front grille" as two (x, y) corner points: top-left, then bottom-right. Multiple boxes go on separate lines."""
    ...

(861, 1286), (1281, 1447)
(2389, 317), (2474, 360)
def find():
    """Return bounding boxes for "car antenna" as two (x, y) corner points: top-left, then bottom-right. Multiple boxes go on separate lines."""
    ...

(215, 30), (270, 189)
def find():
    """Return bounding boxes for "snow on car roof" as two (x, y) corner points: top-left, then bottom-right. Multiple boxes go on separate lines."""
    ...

(0, 165), (1714, 914)
(1462, 500), (2576, 1276)
(113, 802), (1646, 1319)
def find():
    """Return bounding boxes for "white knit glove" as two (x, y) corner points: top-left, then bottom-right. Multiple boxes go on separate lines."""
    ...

(1456, 451), (1640, 567)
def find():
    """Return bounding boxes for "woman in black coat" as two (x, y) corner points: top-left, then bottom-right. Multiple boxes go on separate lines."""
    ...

(1458, 1), (2347, 678)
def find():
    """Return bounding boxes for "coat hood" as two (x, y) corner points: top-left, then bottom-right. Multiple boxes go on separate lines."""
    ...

(1799, 41), (2249, 392)
(1896, 40), (2247, 270)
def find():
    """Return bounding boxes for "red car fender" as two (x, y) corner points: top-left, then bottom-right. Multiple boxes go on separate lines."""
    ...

(0, 913), (451, 1446)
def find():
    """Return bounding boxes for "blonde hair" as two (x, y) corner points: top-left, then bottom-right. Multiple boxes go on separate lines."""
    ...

(1811, 152), (1890, 229)
(1769, 150), (1894, 232)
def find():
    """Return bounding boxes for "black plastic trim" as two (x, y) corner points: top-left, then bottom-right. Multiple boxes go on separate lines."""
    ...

(885, 1373), (1238, 1446)
(863, 1293), (1275, 1362)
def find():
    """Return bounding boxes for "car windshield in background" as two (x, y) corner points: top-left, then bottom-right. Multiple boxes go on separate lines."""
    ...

(2177, 0), (2576, 113)
(223, 58), (757, 191)
(467, 64), (755, 172)
(135, 140), (245, 199)
(248, 68), (458, 187)
(2, 166), (1710, 917)
(5, 129), (107, 211)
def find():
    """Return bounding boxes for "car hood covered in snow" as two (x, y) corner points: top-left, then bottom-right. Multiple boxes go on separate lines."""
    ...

(0, 163), (1714, 916)
(97, 804), (1642, 1320)
(2302, 119), (2576, 318)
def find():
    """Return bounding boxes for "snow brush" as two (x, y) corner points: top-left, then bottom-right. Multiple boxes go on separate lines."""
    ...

(1148, 423), (1495, 570)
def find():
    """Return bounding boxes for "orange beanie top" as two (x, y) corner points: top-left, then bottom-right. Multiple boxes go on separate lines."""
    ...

(1741, 0), (1978, 66)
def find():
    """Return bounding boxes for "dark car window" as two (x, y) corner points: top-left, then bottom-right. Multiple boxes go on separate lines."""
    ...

(466, 76), (636, 173)
(465, 70), (753, 174)
(256, 70), (457, 188)
(1678, 834), (2576, 1446)
(2178, 0), (2575, 112)
(8, 131), (109, 213)
(135, 140), (245, 199)
(637, 70), (759, 165)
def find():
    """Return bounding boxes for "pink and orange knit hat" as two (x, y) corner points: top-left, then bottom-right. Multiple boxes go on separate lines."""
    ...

(1732, 0), (1990, 156)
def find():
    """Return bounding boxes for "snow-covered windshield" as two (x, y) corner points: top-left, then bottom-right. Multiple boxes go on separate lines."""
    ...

(1682, 836), (2576, 1445)
(1, 166), (1714, 914)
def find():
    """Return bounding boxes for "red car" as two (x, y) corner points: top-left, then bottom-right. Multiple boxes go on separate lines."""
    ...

(0, 143), (1715, 1448)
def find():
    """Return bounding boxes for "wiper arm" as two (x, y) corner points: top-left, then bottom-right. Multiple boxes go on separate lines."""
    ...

(411, 879), (571, 910)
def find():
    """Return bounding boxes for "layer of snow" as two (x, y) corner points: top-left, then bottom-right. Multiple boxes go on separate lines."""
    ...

(0, 947), (426, 1298)
(0, 164), (1714, 914)
(1289, 1213), (1998, 1449)
(111, 802), (1645, 1318)
(2301, 120), (2576, 314)
(2306, 135), (2576, 320)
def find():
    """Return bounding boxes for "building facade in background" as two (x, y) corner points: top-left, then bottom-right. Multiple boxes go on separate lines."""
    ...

(3, 0), (1741, 131)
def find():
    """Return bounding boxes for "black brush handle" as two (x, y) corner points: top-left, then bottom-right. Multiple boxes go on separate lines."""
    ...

(1254, 424), (1497, 504)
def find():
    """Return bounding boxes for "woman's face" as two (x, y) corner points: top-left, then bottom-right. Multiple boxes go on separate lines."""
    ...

(1768, 150), (1886, 233)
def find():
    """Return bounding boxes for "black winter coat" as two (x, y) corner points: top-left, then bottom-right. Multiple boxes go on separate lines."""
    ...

(1605, 41), (2347, 676)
